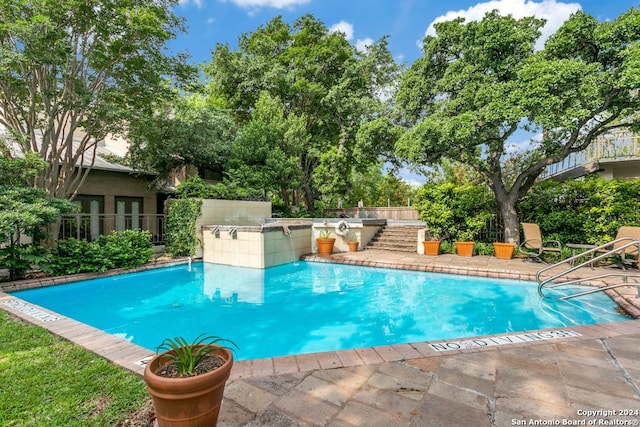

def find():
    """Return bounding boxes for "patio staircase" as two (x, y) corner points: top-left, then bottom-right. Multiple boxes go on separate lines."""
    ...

(365, 225), (424, 253)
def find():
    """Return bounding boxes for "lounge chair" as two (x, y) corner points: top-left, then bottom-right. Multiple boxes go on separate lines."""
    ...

(600, 226), (640, 269)
(519, 223), (562, 263)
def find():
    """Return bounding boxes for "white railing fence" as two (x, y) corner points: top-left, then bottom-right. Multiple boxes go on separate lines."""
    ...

(542, 130), (640, 179)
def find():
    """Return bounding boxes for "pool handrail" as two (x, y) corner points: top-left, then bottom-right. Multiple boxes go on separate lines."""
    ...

(537, 237), (640, 299)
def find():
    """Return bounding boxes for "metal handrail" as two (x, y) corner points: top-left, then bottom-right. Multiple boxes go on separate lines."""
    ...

(537, 237), (640, 299)
(553, 276), (640, 300)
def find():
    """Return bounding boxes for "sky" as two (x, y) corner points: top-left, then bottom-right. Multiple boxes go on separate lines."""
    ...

(168, 0), (639, 185)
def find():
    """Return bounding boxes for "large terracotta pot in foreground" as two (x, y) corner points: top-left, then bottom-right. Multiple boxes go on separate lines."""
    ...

(144, 347), (233, 427)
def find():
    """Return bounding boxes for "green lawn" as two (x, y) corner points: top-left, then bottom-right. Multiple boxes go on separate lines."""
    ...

(0, 310), (153, 426)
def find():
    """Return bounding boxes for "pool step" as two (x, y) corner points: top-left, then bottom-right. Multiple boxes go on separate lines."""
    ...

(365, 225), (424, 253)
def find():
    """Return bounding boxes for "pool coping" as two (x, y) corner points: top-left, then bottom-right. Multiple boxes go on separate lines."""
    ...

(1, 254), (639, 381)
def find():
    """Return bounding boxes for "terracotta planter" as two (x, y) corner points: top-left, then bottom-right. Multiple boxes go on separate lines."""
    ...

(316, 238), (336, 255)
(144, 347), (233, 427)
(493, 242), (515, 260)
(348, 241), (359, 252)
(455, 241), (475, 257)
(423, 240), (441, 256)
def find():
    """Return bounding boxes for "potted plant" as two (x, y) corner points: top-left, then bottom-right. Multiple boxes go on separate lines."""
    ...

(423, 225), (446, 256)
(493, 241), (516, 259)
(454, 229), (476, 257)
(347, 231), (359, 252)
(143, 334), (237, 427)
(316, 228), (336, 255)
(454, 213), (492, 257)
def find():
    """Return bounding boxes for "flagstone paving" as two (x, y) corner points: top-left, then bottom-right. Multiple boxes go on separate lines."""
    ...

(1, 251), (639, 426)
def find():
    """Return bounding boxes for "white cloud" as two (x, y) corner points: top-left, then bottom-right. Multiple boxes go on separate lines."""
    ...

(226, 0), (311, 9)
(207, 17), (216, 24)
(355, 37), (374, 52)
(178, 0), (203, 7)
(506, 131), (543, 155)
(329, 21), (354, 40)
(329, 21), (374, 53)
(423, 0), (581, 50)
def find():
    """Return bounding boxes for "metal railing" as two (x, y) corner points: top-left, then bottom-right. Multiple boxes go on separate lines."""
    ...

(537, 237), (640, 300)
(59, 214), (166, 244)
(542, 130), (640, 179)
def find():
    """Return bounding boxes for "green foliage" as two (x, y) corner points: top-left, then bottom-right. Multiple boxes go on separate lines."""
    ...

(414, 182), (496, 242)
(0, 154), (76, 280)
(518, 177), (640, 244)
(98, 230), (154, 269)
(475, 242), (495, 256)
(0, 311), (149, 425)
(395, 8), (640, 243)
(156, 334), (238, 377)
(207, 14), (400, 211)
(0, 0), (195, 200)
(165, 198), (202, 257)
(318, 229), (333, 239)
(129, 97), (236, 182)
(228, 92), (305, 205)
(373, 174), (417, 207)
(46, 230), (153, 275)
(174, 175), (263, 201)
(439, 241), (456, 254)
(47, 238), (113, 275)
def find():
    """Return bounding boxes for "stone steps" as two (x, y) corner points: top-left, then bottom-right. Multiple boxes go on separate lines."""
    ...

(365, 226), (424, 253)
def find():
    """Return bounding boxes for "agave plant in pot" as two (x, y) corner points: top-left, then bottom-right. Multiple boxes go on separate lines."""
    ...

(316, 228), (336, 255)
(143, 334), (237, 427)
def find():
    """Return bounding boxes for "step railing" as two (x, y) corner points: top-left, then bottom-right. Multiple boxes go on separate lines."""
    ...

(537, 237), (640, 300)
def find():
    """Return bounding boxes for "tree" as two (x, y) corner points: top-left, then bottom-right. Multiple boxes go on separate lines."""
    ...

(228, 92), (306, 205)
(0, 153), (75, 280)
(0, 0), (194, 200)
(395, 9), (640, 243)
(128, 96), (235, 183)
(207, 14), (399, 212)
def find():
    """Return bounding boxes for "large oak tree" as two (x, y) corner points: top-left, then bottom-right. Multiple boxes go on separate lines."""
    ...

(396, 9), (640, 243)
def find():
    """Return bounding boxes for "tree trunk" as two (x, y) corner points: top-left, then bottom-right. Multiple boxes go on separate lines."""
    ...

(302, 183), (315, 212)
(499, 199), (520, 245)
(490, 178), (521, 245)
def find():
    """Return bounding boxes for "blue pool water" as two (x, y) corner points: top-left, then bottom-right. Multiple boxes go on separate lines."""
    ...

(11, 261), (629, 360)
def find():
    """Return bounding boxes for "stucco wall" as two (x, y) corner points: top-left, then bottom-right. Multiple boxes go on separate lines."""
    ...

(201, 224), (311, 268)
(195, 199), (272, 258)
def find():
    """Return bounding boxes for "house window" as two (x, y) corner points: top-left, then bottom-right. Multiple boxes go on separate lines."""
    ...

(115, 197), (143, 231)
(74, 195), (104, 240)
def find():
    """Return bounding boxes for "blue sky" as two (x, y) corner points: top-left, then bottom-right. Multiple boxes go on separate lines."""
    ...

(169, 0), (639, 185)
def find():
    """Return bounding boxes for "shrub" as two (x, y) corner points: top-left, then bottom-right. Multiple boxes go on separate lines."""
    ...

(98, 230), (154, 269)
(47, 230), (153, 276)
(414, 182), (496, 242)
(165, 198), (202, 257)
(517, 177), (640, 244)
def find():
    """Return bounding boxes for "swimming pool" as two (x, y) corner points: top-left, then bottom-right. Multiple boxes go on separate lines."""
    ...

(10, 261), (629, 360)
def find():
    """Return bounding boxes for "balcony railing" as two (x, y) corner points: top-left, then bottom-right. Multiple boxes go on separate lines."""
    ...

(541, 130), (640, 180)
(59, 214), (166, 244)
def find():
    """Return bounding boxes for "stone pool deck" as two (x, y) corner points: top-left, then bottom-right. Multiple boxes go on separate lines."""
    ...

(1, 251), (640, 426)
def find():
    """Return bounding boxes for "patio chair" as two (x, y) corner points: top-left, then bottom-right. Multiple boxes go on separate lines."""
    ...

(600, 226), (640, 269)
(519, 223), (562, 263)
